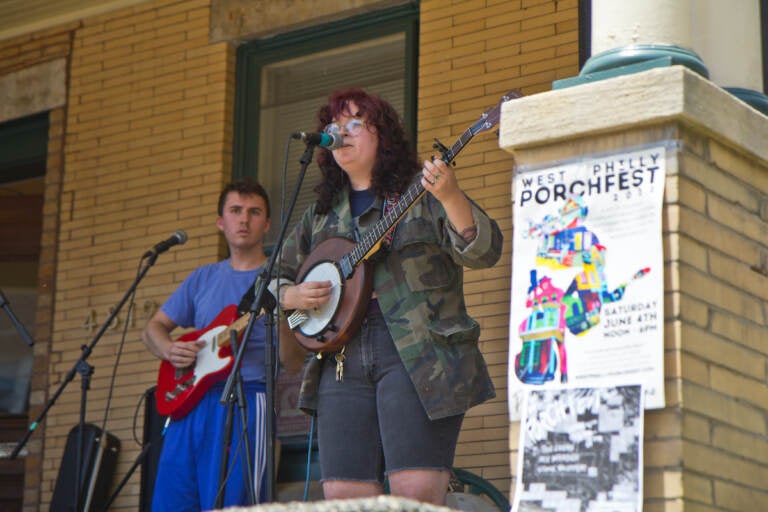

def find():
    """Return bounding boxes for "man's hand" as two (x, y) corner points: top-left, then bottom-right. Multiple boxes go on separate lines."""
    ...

(166, 339), (206, 369)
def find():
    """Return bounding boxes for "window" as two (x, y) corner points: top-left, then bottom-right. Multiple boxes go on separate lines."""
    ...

(0, 111), (48, 415)
(233, 4), (418, 246)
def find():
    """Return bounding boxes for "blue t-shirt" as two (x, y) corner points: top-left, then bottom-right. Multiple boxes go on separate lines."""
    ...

(161, 259), (268, 383)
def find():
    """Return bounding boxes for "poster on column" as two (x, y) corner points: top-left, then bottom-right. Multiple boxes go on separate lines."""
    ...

(508, 143), (670, 420)
(511, 385), (644, 512)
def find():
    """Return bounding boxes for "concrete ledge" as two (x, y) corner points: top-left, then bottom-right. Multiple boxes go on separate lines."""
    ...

(499, 65), (768, 166)
(222, 495), (457, 511)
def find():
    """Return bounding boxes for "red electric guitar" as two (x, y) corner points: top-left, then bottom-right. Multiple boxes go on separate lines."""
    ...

(155, 305), (257, 419)
(287, 89), (522, 353)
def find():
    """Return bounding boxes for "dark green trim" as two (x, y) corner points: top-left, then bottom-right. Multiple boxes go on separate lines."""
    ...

(554, 44), (708, 90)
(452, 467), (510, 511)
(725, 87), (768, 117)
(0, 112), (49, 183)
(581, 44), (708, 78)
(232, 3), (419, 179)
(554, 56), (675, 89)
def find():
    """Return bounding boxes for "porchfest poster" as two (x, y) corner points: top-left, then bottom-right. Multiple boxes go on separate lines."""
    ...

(512, 385), (644, 512)
(508, 143), (669, 420)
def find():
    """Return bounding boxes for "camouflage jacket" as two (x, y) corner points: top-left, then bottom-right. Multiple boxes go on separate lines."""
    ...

(278, 184), (503, 420)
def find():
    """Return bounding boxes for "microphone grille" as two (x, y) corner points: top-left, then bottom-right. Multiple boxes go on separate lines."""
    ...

(327, 132), (343, 150)
(174, 230), (188, 244)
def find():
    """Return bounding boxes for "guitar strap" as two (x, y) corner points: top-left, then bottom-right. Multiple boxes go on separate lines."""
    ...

(381, 191), (401, 249)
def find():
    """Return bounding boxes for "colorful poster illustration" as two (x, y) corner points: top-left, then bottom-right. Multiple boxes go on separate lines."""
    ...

(508, 144), (668, 419)
(512, 385), (644, 512)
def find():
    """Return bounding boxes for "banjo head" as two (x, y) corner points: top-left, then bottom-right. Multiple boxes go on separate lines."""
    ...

(293, 236), (374, 352)
(297, 260), (343, 337)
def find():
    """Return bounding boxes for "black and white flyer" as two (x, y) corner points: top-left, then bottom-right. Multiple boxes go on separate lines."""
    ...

(512, 385), (644, 512)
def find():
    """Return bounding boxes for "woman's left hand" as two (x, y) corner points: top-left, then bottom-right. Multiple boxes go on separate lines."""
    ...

(422, 158), (461, 203)
(422, 157), (476, 239)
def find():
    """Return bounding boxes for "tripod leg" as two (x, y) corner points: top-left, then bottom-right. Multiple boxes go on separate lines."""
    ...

(214, 372), (238, 509)
(234, 376), (257, 504)
(215, 331), (257, 507)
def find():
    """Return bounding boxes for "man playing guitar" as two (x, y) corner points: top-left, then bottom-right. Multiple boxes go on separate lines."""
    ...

(141, 179), (305, 510)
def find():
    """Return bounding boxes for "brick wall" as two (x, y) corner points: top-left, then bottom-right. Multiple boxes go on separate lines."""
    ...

(40, 0), (234, 509)
(498, 66), (768, 510)
(419, 0), (579, 496)
(673, 133), (768, 510)
(0, 27), (74, 77)
(0, 25), (73, 512)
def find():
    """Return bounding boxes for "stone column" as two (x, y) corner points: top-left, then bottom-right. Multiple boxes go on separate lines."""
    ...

(501, 64), (768, 512)
(583, 0), (708, 79)
(689, 0), (767, 114)
(562, 0), (768, 115)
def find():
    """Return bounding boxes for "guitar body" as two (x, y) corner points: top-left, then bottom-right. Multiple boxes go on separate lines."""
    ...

(294, 237), (374, 352)
(155, 304), (240, 419)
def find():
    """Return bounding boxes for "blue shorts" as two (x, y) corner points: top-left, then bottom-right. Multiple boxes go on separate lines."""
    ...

(316, 301), (463, 484)
(152, 381), (266, 511)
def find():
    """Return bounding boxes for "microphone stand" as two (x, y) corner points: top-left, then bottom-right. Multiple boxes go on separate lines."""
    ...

(214, 331), (256, 508)
(10, 252), (162, 512)
(0, 288), (36, 347)
(218, 141), (317, 504)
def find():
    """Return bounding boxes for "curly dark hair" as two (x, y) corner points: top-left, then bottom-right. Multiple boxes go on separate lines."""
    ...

(313, 88), (421, 214)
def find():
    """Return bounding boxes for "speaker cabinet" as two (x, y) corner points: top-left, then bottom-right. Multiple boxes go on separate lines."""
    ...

(50, 423), (120, 512)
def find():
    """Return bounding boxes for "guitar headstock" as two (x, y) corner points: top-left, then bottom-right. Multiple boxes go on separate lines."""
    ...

(469, 89), (523, 136)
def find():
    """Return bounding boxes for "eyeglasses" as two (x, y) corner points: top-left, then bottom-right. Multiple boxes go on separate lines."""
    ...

(324, 119), (366, 136)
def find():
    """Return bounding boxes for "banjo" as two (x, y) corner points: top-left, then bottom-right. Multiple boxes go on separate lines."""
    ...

(288, 90), (521, 353)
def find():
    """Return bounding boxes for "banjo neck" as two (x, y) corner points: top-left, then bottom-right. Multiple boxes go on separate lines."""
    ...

(339, 92), (520, 276)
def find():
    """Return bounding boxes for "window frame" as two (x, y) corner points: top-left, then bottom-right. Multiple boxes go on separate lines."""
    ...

(232, 4), (419, 181)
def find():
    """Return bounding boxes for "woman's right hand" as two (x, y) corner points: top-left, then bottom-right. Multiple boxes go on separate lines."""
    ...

(281, 280), (333, 311)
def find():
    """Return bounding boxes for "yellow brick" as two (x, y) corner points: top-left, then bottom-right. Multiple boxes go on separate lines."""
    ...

(710, 251), (768, 301)
(681, 323), (763, 379)
(679, 265), (763, 323)
(680, 352), (710, 386)
(684, 440), (768, 490)
(713, 479), (768, 510)
(709, 139), (768, 191)
(644, 438), (683, 466)
(709, 365), (767, 411)
(683, 383), (765, 434)
(709, 310), (768, 356)
(421, 0), (484, 22)
(712, 423), (768, 464)
(708, 192), (764, 241)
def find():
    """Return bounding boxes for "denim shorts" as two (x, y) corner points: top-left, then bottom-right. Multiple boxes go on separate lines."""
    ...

(316, 300), (464, 484)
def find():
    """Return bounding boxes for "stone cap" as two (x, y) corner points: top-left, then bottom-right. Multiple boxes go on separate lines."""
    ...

(499, 65), (768, 167)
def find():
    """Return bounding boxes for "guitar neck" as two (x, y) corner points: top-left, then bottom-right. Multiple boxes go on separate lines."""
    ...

(213, 312), (252, 348)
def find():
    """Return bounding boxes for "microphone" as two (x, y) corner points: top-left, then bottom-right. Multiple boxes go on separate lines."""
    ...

(143, 230), (187, 258)
(0, 289), (35, 346)
(292, 131), (343, 150)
